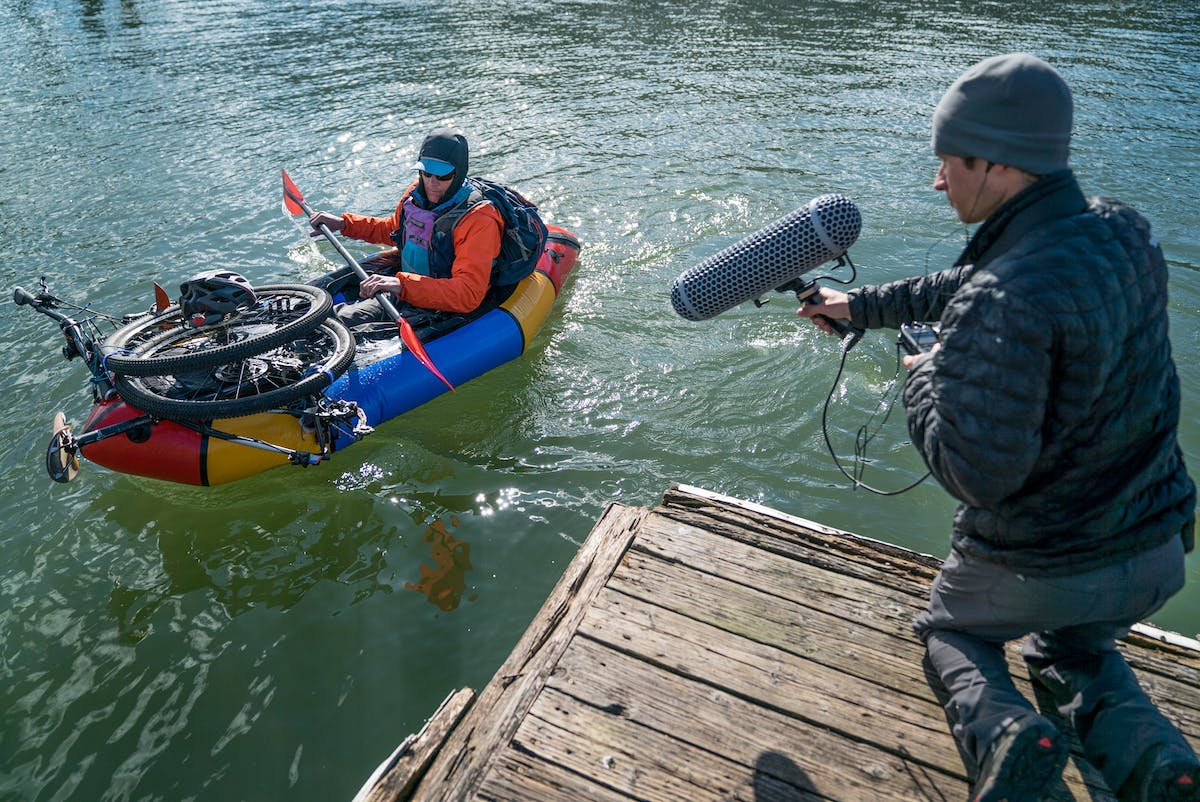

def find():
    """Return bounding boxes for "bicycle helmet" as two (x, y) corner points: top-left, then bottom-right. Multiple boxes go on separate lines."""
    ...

(178, 270), (258, 326)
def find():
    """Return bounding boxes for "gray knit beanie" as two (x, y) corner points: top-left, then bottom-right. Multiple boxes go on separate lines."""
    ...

(931, 53), (1073, 175)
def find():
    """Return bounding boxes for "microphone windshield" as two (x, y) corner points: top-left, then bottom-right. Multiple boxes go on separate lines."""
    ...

(670, 193), (861, 321)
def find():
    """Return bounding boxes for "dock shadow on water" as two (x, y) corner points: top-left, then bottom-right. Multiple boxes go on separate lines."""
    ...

(99, 483), (400, 643)
(405, 516), (476, 612)
(104, 521), (395, 643)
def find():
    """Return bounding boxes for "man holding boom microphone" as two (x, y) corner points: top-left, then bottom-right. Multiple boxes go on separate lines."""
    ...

(799, 54), (1198, 801)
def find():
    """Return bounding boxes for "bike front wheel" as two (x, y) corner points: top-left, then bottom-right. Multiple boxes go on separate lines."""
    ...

(103, 284), (333, 377)
(113, 317), (355, 420)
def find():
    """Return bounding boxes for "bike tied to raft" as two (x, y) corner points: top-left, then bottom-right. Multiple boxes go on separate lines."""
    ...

(13, 275), (370, 483)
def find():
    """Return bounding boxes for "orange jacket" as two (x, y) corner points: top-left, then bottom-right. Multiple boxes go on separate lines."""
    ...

(340, 181), (504, 314)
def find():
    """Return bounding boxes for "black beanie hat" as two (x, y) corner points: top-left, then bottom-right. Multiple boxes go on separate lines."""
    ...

(931, 53), (1073, 175)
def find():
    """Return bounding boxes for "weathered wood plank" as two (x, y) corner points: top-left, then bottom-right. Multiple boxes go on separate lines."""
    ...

(660, 486), (1200, 678)
(409, 502), (646, 802)
(545, 634), (969, 801)
(579, 586), (1117, 799)
(579, 586), (961, 775)
(352, 687), (475, 802)
(514, 686), (824, 802)
(660, 484), (943, 581)
(633, 512), (930, 637)
(1121, 630), (1200, 690)
(608, 546), (934, 699)
(478, 748), (635, 802)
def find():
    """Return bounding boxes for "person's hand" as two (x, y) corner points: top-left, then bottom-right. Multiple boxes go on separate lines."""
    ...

(358, 273), (402, 299)
(796, 288), (851, 335)
(308, 211), (344, 237)
(902, 342), (941, 370)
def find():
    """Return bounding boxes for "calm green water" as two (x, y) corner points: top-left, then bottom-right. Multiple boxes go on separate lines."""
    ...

(1, 1), (1198, 799)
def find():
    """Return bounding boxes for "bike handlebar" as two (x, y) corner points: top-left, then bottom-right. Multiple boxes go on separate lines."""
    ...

(13, 284), (96, 364)
(13, 286), (74, 326)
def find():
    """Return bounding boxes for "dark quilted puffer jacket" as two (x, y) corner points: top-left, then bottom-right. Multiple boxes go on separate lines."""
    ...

(848, 170), (1195, 576)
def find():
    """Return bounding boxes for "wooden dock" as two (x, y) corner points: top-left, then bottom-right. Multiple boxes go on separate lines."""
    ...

(354, 483), (1200, 801)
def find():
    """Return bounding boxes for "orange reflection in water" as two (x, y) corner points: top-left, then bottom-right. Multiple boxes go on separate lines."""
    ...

(405, 517), (474, 611)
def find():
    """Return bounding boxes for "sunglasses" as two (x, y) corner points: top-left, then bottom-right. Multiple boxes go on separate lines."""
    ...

(419, 169), (455, 181)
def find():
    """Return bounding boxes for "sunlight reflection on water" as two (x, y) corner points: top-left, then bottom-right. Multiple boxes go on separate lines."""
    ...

(1, 2), (1197, 800)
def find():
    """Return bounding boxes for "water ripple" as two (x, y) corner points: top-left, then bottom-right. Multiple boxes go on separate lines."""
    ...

(2, 1), (1198, 799)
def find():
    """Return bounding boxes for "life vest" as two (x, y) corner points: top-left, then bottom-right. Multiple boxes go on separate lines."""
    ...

(390, 186), (483, 279)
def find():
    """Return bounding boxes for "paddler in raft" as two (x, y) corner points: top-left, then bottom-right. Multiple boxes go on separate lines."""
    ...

(307, 127), (514, 330)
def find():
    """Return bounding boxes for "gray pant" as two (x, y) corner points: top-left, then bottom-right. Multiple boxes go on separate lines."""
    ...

(334, 295), (398, 328)
(914, 534), (1189, 790)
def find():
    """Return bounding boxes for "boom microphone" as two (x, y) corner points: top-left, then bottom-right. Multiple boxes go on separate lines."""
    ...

(670, 193), (861, 321)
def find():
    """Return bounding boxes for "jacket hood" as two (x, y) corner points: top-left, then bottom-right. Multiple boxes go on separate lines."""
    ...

(414, 128), (469, 204)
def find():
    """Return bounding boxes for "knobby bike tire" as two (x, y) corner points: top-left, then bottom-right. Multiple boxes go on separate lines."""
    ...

(103, 284), (333, 377)
(113, 318), (355, 420)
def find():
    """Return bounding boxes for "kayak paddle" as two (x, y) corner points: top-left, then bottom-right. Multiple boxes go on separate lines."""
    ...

(281, 169), (454, 392)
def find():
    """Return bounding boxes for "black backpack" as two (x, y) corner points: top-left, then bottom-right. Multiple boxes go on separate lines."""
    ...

(467, 177), (549, 286)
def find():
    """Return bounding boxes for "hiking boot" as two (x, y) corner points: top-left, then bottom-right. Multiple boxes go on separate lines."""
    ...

(970, 715), (1067, 802)
(1119, 743), (1200, 802)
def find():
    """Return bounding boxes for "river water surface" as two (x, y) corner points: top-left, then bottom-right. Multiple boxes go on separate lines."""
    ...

(2, 2), (1198, 800)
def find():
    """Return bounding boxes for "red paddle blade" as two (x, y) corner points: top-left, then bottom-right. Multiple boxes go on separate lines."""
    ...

(397, 316), (455, 392)
(282, 169), (305, 215)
